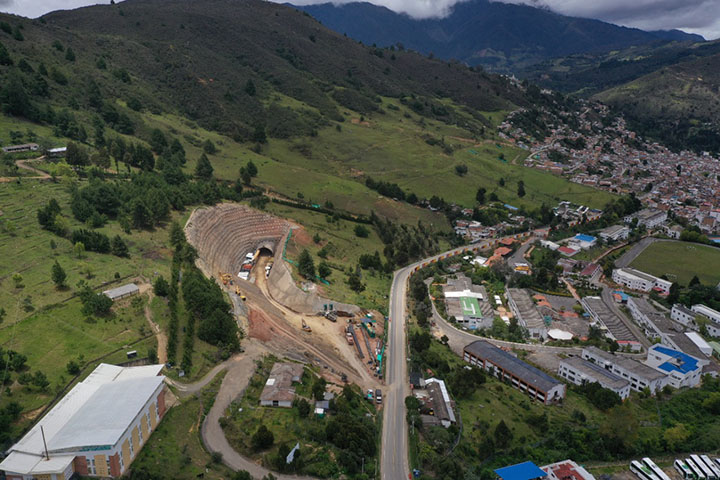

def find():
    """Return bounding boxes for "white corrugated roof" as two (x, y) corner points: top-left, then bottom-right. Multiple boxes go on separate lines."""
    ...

(102, 283), (139, 299)
(50, 376), (164, 450)
(0, 363), (164, 475)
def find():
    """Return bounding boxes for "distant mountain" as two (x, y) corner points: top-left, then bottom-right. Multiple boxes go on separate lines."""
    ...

(520, 39), (720, 96)
(0, 0), (526, 142)
(595, 46), (720, 153)
(291, 0), (704, 71)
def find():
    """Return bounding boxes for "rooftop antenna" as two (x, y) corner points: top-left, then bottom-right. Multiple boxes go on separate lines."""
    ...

(41, 425), (49, 460)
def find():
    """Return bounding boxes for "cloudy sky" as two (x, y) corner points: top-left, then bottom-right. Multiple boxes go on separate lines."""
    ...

(1, 0), (718, 39)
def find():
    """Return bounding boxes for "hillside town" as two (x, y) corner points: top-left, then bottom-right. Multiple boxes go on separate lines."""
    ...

(500, 102), (720, 235)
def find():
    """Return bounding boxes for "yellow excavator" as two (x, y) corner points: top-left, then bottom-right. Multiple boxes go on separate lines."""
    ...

(235, 285), (246, 301)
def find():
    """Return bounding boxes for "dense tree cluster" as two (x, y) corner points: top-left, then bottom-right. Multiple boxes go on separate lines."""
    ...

(181, 268), (240, 351)
(371, 212), (440, 267)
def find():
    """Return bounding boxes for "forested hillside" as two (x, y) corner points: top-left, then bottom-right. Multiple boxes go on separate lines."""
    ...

(0, 0), (526, 145)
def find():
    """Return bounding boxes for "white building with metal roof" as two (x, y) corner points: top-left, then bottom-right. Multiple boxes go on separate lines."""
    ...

(0, 363), (166, 479)
(102, 283), (140, 301)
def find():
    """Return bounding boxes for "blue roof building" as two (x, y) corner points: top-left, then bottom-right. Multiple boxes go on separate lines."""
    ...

(496, 461), (548, 480)
(574, 234), (597, 243)
(645, 344), (707, 389)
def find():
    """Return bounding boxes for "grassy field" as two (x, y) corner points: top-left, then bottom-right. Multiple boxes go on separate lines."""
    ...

(0, 181), (185, 318)
(141, 94), (613, 225)
(131, 373), (235, 480)
(0, 293), (156, 436)
(630, 241), (720, 286)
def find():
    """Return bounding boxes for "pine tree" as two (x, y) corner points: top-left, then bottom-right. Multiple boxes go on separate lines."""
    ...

(51, 261), (66, 288)
(195, 153), (214, 180)
(111, 235), (129, 257)
(517, 180), (526, 198)
(297, 249), (315, 279)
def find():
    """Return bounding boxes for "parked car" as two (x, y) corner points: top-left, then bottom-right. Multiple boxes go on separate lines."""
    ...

(375, 389), (382, 404)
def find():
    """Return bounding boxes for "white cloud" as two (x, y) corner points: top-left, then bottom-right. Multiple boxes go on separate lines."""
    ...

(494, 0), (720, 39)
(286, 0), (468, 18)
(1, 0), (718, 39)
(0, 0), (113, 19)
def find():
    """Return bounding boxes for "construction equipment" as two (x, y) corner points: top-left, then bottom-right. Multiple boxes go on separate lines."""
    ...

(346, 331), (354, 345)
(235, 285), (246, 301)
(302, 319), (312, 333)
(221, 273), (231, 285)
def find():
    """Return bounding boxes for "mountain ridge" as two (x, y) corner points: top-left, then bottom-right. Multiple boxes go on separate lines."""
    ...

(290, 0), (703, 71)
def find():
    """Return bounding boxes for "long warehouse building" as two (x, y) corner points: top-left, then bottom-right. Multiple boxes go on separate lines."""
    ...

(463, 340), (565, 405)
(0, 363), (167, 480)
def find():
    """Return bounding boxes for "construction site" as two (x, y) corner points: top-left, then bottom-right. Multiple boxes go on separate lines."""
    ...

(184, 203), (384, 388)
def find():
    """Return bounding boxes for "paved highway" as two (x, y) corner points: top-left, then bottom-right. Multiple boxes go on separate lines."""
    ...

(381, 263), (413, 480)
(381, 234), (532, 479)
(381, 231), (569, 479)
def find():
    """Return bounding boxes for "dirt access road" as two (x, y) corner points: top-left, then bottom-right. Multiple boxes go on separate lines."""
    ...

(0, 156), (52, 182)
(252, 255), (378, 389)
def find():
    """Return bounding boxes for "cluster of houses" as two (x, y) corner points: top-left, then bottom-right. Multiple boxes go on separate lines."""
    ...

(501, 98), (720, 236)
(259, 363), (334, 416)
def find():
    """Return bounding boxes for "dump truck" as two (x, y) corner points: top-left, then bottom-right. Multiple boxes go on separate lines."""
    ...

(302, 319), (312, 333)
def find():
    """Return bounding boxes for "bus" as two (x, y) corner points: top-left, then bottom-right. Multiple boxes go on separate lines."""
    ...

(631, 461), (661, 480)
(700, 456), (720, 479)
(675, 460), (696, 480)
(643, 458), (672, 480)
(692, 455), (717, 480)
(701, 456), (720, 478)
(687, 458), (708, 480)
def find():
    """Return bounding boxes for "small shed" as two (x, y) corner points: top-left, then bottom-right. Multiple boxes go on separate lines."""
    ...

(102, 283), (140, 301)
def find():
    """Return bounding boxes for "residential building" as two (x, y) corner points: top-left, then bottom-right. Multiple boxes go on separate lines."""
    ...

(540, 240), (560, 251)
(691, 304), (720, 337)
(582, 346), (667, 393)
(496, 462), (548, 480)
(612, 267), (672, 294)
(685, 332), (712, 356)
(464, 340), (566, 404)
(259, 363), (304, 408)
(579, 263), (602, 283)
(581, 296), (637, 342)
(598, 225), (630, 242)
(664, 224), (684, 239)
(103, 283), (140, 301)
(542, 460), (596, 480)
(424, 378), (456, 428)
(0, 363), (166, 479)
(1, 143), (39, 153)
(624, 209), (667, 229)
(47, 147), (68, 158)
(506, 288), (547, 340)
(627, 297), (679, 341)
(645, 345), (706, 389)
(671, 304), (698, 329)
(557, 356), (631, 399)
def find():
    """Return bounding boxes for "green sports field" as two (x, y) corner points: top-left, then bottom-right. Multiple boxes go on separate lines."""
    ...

(630, 241), (720, 286)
